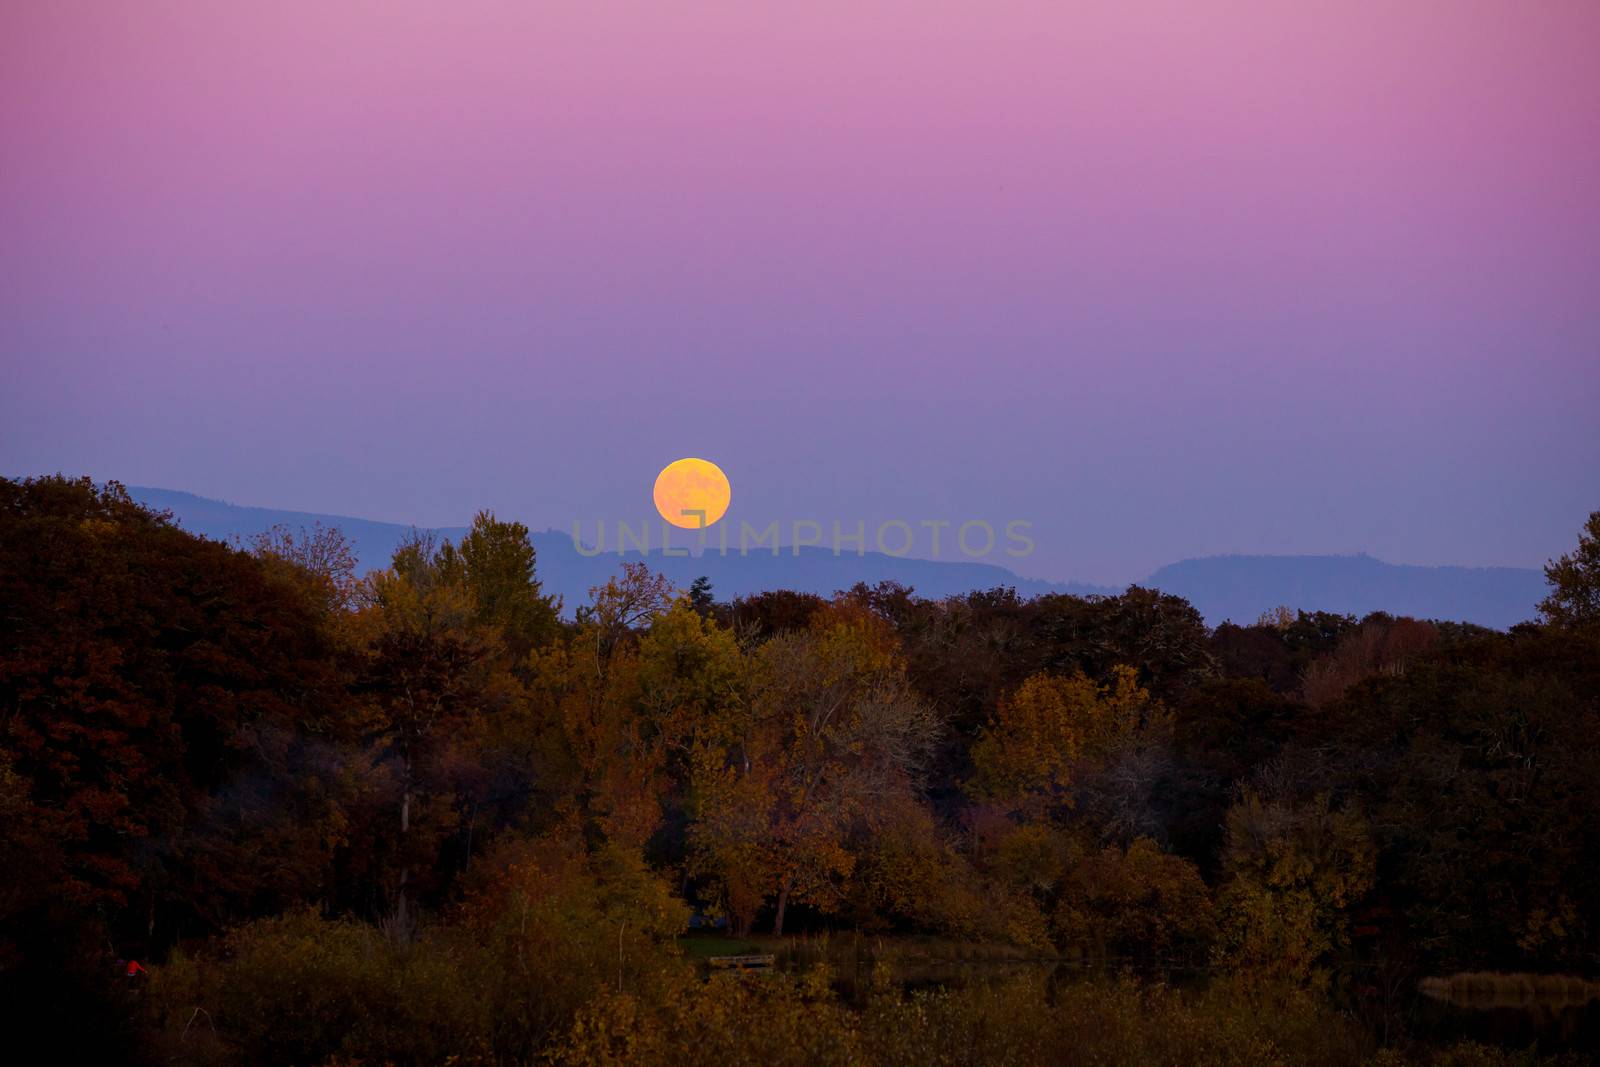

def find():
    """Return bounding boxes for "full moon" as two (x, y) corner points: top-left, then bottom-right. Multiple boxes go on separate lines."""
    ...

(653, 457), (731, 529)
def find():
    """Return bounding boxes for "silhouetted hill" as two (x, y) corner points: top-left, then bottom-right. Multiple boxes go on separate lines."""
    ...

(129, 488), (1108, 611)
(131, 487), (475, 576)
(128, 488), (1546, 628)
(1147, 553), (1544, 630)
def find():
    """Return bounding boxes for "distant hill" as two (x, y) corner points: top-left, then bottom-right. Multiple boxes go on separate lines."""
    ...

(127, 487), (1547, 629)
(1147, 554), (1545, 630)
(128, 487), (1110, 611)
(131, 487), (474, 577)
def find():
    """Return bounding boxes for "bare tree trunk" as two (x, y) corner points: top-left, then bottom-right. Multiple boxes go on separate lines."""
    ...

(616, 919), (628, 992)
(393, 767), (414, 943)
(771, 873), (793, 937)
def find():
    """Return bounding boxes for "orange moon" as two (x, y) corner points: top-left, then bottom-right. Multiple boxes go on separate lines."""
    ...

(653, 458), (731, 529)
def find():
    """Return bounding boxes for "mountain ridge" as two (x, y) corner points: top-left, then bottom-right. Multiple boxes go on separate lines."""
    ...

(126, 486), (1545, 629)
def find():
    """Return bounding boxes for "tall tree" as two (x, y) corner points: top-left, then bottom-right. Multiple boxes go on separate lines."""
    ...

(531, 564), (684, 849)
(1540, 510), (1600, 629)
(453, 510), (562, 656)
(0, 477), (369, 1051)
(691, 606), (938, 935)
(969, 666), (1159, 819)
(245, 521), (360, 611)
(355, 540), (507, 934)
(687, 575), (715, 617)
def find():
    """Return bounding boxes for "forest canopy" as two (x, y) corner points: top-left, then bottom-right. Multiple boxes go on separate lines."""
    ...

(2, 475), (1597, 1065)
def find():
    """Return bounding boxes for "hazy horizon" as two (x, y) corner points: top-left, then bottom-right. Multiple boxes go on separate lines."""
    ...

(5, 7), (1600, 1056)
(105, 480), (1553, 586)
(5, 1), (1598, 585)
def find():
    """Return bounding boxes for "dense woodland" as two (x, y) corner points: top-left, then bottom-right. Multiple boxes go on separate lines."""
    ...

(3, 475), (1599, 1065)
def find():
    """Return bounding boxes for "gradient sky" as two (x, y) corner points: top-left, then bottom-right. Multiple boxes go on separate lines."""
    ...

(3, 0), (1597, 584)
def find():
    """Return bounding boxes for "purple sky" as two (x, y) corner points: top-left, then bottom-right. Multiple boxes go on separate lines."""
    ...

(3, 1), (1597, 584)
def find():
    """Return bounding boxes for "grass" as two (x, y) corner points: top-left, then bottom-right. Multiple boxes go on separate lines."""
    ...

(677, 933), (761, 959)
(677, 931), (1051, 967)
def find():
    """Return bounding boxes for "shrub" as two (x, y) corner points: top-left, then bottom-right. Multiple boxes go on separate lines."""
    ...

(149, 911), (486, 1066)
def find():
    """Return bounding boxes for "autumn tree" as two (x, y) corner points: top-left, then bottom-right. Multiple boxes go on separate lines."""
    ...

(1315, 626), (1600, 971)
(1539, 510), (1600, 629)
(1215, 790), (1375, 987)
(1212, 610), (1359, 694)
(0, 478), (367, 920)
(1165, 678), (1300, 867)
(1300, 615), (1437, 709)
(0, 477), (368, 1053)
(727, 589), (827, 640)
(245, 521), (360, 610)
(845, 795), (999, 941)
(880, 587), (1045, 775)
(969, 666), (1160, 818)
(529, 564), (682, 849)
(447, 510), (562, 656)
(354, 533), (512, 934)
(691, 605), (939, 935)
(1052, 837), (1215, 963)
(1033, 587), (1217, 701)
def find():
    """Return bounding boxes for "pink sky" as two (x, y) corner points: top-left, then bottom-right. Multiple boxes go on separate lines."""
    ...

(3, 1), (1597, 582)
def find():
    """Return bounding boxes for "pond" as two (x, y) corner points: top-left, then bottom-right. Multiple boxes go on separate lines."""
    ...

(681, 935), (1600, 1055)
(802, 953), (1600, 1056)
(1411, 976), (1600, 1056)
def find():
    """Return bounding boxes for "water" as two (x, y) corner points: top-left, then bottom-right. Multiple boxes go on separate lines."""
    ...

(1412, 982), (1600, 1056)
(810, 957), (1600, 1056)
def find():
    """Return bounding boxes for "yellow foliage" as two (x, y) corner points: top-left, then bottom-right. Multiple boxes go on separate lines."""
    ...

(1216, 791), (1376, 988)
(970, 665), (1156, 814)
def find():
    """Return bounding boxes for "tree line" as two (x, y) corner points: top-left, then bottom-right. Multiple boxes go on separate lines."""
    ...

(3, 475), (1597, 1064)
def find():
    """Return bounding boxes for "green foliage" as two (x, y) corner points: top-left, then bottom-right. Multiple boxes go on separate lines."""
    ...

(455, 509), (562, 651)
